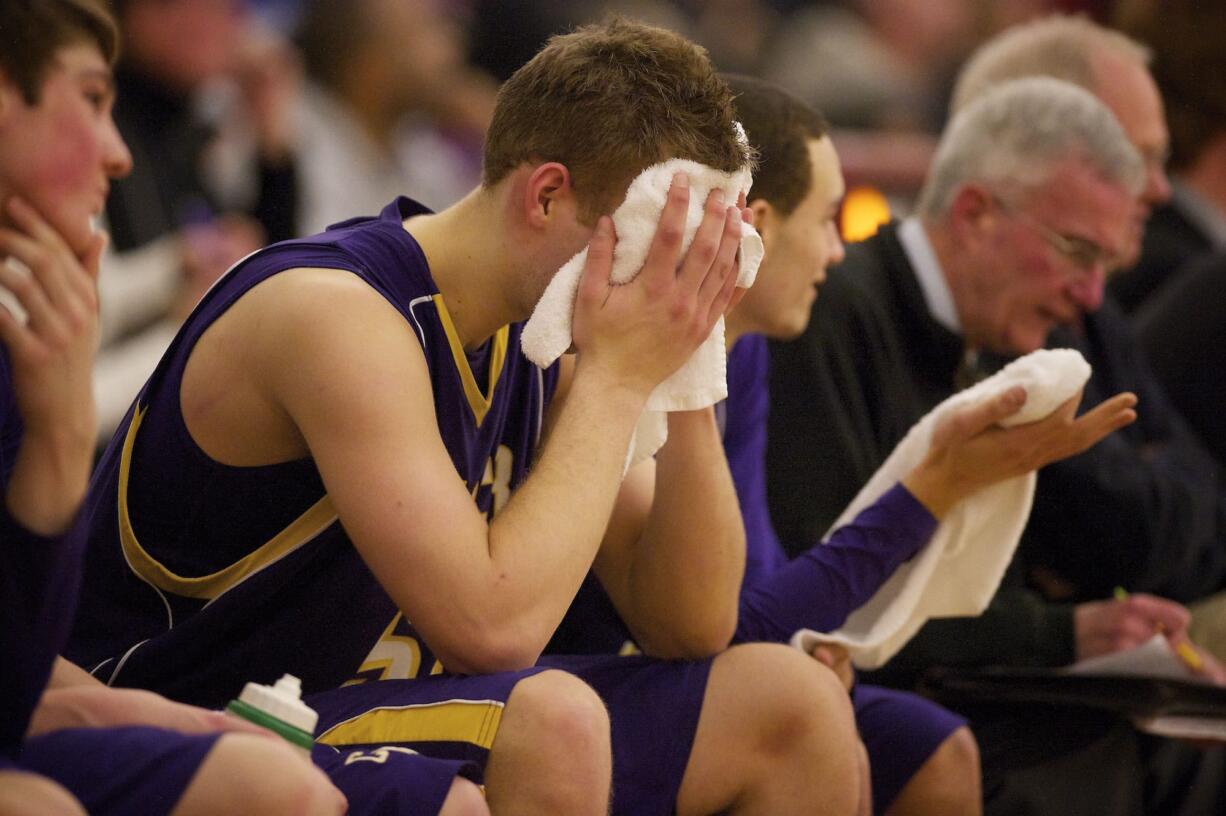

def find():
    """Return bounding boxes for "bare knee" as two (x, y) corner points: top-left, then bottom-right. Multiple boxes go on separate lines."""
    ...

(502, 669), (610, 760)
(931, 726), (980, 782)
(486, 669), (611, 814)
(887, 726), (982, 816)
(720, 643), (857, 755)
(438, 777), (489, 816)
(0, 771), (85, 816)
(173, 734), (346, 816)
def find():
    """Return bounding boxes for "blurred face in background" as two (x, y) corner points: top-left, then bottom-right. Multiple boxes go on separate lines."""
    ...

(367, 0), (465, 112)
(1090, 49), (1171, 266)
(736, 137), (846, 340)
(120, 0), (248, 92)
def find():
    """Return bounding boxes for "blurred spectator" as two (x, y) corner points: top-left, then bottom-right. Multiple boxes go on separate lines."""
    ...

(1109, 0), (1226, 313)
(293, 0), (492, 233)
(95, 0), (302, 443)
(762, 0), (980, 132)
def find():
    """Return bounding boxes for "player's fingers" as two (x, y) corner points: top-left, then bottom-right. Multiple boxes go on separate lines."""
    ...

(1064, 392), (1138, 454)
(641, 173), (690, 289)
(725, 286), (748, 315)
(0, 240), (65, 338)
(4, 198), (81, 309)
(698, 206), (743, 318)
(678, 189), (728, 292)
(577, 216), (616, 306)
(0, 305), (39, 362)
(5, 197), (74, 259)
(81, 230), (109, 285)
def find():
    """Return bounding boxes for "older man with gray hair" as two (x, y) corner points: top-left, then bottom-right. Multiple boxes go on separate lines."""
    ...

(764, 76), (1204, 814)
(945, 14), (1226, 654)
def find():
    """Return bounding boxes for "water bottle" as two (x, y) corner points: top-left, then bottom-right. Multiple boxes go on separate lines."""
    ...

(226, 674), (317, 757)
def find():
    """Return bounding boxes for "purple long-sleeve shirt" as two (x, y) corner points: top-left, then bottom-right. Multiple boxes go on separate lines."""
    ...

(725, 334), (937, 644)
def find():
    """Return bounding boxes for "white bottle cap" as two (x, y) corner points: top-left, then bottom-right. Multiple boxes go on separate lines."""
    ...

(237, 674), (318, 734)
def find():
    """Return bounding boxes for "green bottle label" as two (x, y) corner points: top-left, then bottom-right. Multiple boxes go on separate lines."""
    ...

(226, 699), (316, 751)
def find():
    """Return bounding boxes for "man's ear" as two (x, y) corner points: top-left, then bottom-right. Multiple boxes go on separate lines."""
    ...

(522, 162), (573, 228)
(0, 68), (16, 121)
(947, 184), (996, 242)
(748, 198), (776, 246)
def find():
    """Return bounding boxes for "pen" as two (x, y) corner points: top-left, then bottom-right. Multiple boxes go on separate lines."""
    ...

(1113, 586), (1204, 673)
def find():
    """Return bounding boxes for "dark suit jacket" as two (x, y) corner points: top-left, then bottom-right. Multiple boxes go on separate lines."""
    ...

(765, 223), (1076, 675)
(1138, 251), (1226, 470)
(1109, 200), (1213, 314)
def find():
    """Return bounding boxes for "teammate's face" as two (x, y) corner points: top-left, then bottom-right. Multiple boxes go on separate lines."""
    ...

(0, 44), (132, 255)
(736, 137), (845, 340)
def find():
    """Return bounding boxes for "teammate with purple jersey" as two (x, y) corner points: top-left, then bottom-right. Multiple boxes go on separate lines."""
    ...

(67, 21), (878, 816)
(724, 333), (968, 815)
(718, 74), (1137, 816)
(1, 3), (345, 815)
(69, 198), (554, 807)
(548, 74), (1138, 815)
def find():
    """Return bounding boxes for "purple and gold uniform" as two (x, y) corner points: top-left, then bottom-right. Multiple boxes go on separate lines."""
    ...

(724, 334), (963, 813)
(67, 198), (718, 814)
(552, 334), (965, 813)
(66, 198), (552, 810)
(69, 198), (553, 706)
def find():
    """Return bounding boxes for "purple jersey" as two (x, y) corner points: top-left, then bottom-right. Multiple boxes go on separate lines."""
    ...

(67, 198), (557, 707)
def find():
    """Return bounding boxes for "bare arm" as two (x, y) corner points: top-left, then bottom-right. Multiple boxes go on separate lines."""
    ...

(594, 408), (746, 659)
(33, 660), (271, 739)
(259, 177), (743, 674)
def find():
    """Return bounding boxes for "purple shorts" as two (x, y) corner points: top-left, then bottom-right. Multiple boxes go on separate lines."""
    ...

(853, 683), (964, 813)
(539, 653), (712, 816)
(314, 743), (477, 816)
(308, 667), (545, 769)
(18, 726), (217, 815)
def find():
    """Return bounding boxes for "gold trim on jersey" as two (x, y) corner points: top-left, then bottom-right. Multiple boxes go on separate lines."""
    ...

(117, 405), (338, 600)
(317, 699), (505, 750)
(431, 294), (508, 425)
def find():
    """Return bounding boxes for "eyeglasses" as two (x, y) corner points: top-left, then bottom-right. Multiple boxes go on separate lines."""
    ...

(992, 196), (1119, 272)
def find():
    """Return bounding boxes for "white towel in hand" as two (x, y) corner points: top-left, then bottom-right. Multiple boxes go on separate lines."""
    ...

(520, 158), (764, 467)
(792, 348), (1092, 669)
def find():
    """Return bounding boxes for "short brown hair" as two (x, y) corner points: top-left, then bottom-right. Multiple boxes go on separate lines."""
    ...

(1116, 0), (1226, 172)
(725, 74), (828, 216)
(0, 0), (119, 104)
(483, 17), (748, 222)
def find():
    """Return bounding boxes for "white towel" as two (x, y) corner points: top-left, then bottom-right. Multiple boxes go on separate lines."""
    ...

(521, 157), (764, 466)
(792, 348), (1092, 669)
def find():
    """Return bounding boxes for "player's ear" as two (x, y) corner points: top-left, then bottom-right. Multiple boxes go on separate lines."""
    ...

(523, 162), (573, 227)
(0, 67), (16, 120)
(748, 198), (776, 247)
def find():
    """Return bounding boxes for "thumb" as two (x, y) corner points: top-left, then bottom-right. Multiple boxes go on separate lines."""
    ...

(950, 386), (1027, 441)
(81, 230), (109, 282)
